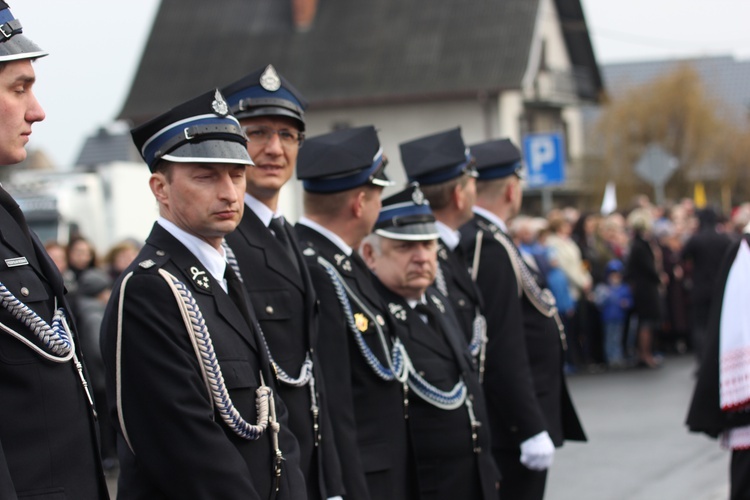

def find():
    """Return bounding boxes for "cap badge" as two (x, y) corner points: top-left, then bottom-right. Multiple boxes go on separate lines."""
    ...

(260, 65), (281, 92)
(354, 313), (369, 332)
(212, 90), (229, 116)
(412, 186), (425, 205)
(388, 303), (407, 322)
(190, 266), (211, 291)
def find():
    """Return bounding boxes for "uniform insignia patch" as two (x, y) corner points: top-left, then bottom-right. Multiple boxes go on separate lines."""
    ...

(388, 303), (406, 321)
(190, 266), (211, 291)
(430, 294), (445, 313)
(139, 259), (156, 269)
(4, 256), (28, 267)
(334, 253), (352, 271)
(211, 89), (229, 116)
(260, 64), (281, 92)
(354, 313), (369, 332)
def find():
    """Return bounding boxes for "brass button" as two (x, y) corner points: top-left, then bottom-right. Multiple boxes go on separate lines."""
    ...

(20, 287), (29, 297)
(265, 305), (274, 315)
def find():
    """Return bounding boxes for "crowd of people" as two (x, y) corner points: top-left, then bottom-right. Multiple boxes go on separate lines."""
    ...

(0, 4), (748, 500)
(506, 199), (739, 374)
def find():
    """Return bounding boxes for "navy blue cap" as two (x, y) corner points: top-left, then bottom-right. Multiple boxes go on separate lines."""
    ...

(470, 138), (523, 181)
(131, 89), (253, 172)
(0, 2), (47, 62)
(374, 184), (439, 241)
(400, 128), (476, 186)
(297, 125), (393, 193)
(222, 64), (308, 131)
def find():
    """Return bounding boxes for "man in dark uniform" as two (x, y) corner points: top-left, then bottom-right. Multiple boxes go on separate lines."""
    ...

(221, 65), (343, 500)
(400, 128), (487, 374)
(100, 89), (307, 499)
(459, 138), (586, 500)
(294, 125), (416, 500)
(687, 233), (750, 500)
(361, 184), (500, 500)
(0, 4), (109, 498)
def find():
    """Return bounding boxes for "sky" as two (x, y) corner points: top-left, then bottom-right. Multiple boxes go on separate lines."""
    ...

(14, 0), (750, 168)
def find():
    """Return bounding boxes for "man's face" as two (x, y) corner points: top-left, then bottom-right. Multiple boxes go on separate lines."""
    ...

(150, 162), (246, 249)
(240, 115), (301, 201)
(510, 176), (523, 218)
(0, 59), (45, 165)
(366, 237), (437, 300)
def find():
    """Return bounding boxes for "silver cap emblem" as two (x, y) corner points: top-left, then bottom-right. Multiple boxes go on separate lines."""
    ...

(212, 90), (229, 116)
(260, 65), (281, 92)
(412, 185), (425, 205)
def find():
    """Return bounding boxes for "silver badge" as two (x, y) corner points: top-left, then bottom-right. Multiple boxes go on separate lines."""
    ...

(212, 89), (229, 116)
(438, 247), (448, 261)
(303, 247), (316, 256)
(430, 294), (445, 314)
(260, 65), (281, 92)
(412, 185), (425, 205)
(190, 266), (211, 290)
(388, 303), (407, 322)
(139, 259), (156, 269)
(5, 257), (28, 268)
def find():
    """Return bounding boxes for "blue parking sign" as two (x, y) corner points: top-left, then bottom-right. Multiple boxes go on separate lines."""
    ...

(523, 132), (565, 187)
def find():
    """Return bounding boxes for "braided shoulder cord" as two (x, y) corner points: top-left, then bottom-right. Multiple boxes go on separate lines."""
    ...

(115, 270), (280, 452)
(0, 281), (73, 360)
(316, 256), (408, 383)
(222, 240), (314, 389)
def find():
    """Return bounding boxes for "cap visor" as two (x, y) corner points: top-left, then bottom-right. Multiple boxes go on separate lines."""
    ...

(234, 107), (305, 130)
(162, 140), (254, 166)
(375, 222), (439, 241)
(0, 34), (47, 61)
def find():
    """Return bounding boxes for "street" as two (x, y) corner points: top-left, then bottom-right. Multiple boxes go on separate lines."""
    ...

(547, 355), (730, 500)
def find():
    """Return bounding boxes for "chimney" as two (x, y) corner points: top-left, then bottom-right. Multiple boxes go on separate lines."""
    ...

(292, 0), (318, 32)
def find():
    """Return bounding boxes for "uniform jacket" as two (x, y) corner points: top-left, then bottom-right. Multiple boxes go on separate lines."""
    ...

(296, 223), (413, 500)
(100, 223), (307, 500)
(459, 214), (586, 451)
(375, 280), (500, 500)
(436, 237), (484, 347)
(225, 208), (342, 499)
(687, 235), (750, 437)
(0, 202), (108, 500)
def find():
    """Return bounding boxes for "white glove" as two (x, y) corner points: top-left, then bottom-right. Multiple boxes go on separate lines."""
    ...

(519, 431), (555, 471)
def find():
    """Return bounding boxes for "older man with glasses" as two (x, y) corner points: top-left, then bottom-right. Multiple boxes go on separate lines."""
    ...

(221, 65), (343, 500)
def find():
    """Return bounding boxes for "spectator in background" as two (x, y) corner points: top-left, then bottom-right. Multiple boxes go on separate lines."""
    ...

(656, 220), (690, 353)
(625, 208), (665, 369)
(681, 208), (733, 364)
(102, 239), (140, 282)
(44, 240), (77, 292)
(593, 259), (633, 368)
(65, 236), (97, 319)
(75, 268), (117, 471)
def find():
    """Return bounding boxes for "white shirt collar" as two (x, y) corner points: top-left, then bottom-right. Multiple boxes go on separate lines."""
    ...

(473, 206), (508, 233)
(157, 217), (228, 292)
(296, 217), (352, 256)
(436, 220), (461, 251)
(244, 193), (283, 228)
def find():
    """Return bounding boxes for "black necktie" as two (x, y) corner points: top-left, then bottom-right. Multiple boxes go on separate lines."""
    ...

(0, 186), (32, 244)
(225, 265), (252, 327)
(268, 216), (300, 274)
(414, 302), (437, 330)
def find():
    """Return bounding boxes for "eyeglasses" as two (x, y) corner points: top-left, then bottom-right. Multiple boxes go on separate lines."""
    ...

(242, 125), (304, 148)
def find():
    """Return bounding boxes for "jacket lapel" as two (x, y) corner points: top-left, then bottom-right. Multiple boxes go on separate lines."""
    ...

(147, 225), (258, 353)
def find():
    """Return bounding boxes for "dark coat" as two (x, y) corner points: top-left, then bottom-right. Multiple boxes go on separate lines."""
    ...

(100, 223), (307, 500)
(624, 233), (663, 322)
(459, 214), (586, 451)
(0, 202), (108, 499)
(681, 227), (733, 306)
(295, 223), (414, 500)
(225, 209), (342, 499)
(687, 235), (750, 437)
(375, 280), (500, 500)
(436, 238), (484, 347)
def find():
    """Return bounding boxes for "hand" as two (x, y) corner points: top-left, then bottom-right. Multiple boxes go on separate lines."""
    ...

(520, 431), (555, 471)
